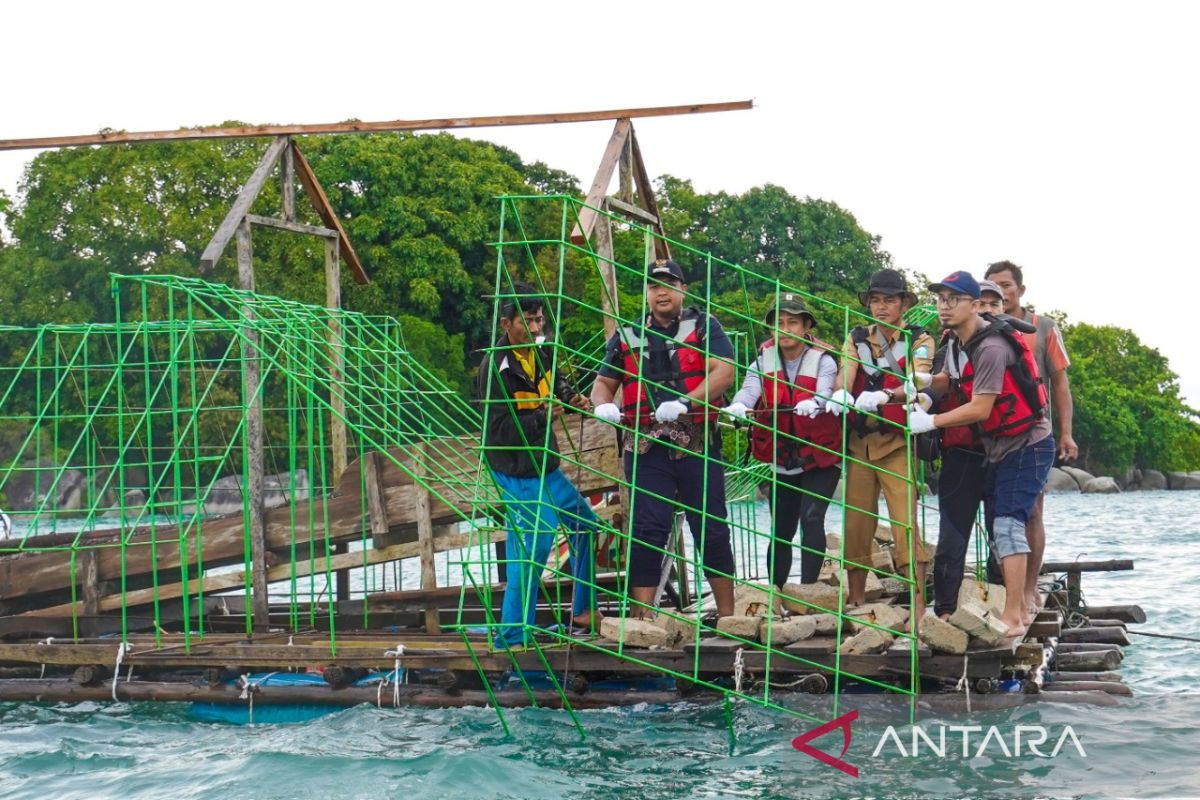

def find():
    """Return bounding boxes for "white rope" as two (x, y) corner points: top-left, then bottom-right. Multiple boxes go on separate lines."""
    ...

(111, 642), (128, 702)
(384, 643), (406, 707)
(954, 654), (971, 713)
(733, 647), (745, 694)
(38, 637), (53, 679)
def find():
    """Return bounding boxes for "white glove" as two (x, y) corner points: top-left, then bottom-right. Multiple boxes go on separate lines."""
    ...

(915, 392), (934, 412)
(900, 379), (919, 403)
(907, 404), (938, 434)
(824, 388), (855, 416)
(794, 399), (821, 418)
(913, 372), (933, 390)
(594, 402), (621, 424)
(854, 390), (891, 413)
(721, 402), (749, 420)
(654, 399), (689, 423)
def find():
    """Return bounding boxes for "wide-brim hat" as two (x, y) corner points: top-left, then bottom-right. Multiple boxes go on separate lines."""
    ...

(858, 268), (916, 306)
(764, 292), (817, 327)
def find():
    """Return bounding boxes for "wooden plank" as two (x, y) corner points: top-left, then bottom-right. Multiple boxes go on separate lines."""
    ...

(280, 141), (296, 222)
(569, 118), (632, 245)
(325, 236), (348, 482)
(292, 142), (368, 284)
(246, 213), (336, 239)
(1042, 559), (1134, 573)
(79, 550), (99, 617)
(1083, 604), (1146, 624)
(617, 133), (634, 204)
(0, 101), (754, 151)
(592, 209), (618, 339)
(606, 196), (659, 226)
(628, 128), (671, 261)
(414, 443), (440, 634)
(1059, 626), (1130, 646)
(198, 136), (288, 272)
(363, 452), (390, 538)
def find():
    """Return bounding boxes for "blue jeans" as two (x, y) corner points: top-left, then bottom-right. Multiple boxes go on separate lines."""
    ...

(984, 436), (1055, 559)
(491, 468), (597, 646)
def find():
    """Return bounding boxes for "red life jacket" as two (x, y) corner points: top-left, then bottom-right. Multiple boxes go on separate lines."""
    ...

(848, 325), (923, 435)
(943, 318), (1048, 440)
(618, 308), (719, 428)
(749, 344), (841, 470)
(934, 331), (982, 450)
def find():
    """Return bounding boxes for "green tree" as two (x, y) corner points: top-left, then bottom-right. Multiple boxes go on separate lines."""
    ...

(1062, 322), (1200, 473)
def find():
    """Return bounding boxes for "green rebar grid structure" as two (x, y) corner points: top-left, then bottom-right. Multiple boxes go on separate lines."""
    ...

(457, 194), (936, 735)
(0, 273), (492, 650)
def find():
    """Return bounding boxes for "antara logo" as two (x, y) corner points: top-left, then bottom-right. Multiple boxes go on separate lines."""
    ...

(792, 709), (859, 777)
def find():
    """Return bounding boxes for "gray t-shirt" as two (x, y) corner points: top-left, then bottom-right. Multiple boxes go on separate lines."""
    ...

(965, 325), (1052, 463)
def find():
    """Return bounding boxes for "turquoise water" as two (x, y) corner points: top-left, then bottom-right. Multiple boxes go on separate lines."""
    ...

(2, 492), (1199, 799)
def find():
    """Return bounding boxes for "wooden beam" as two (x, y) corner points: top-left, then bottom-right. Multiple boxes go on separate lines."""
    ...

(280, 140), (296, 222)
(246, 213), (336, 239)
(414, 443), (441, 634)
(237, 219), (269, 632)
(0, 101), (754, 151)
(291, 142), (369, 285)
(629, 128), (671, 260)
(324, 236), (348, 482)
(198, 136), (289, 273)
(570, 118), (632, 246)
(605, 196), (659, 227)
(1041, 559), (1134, 573)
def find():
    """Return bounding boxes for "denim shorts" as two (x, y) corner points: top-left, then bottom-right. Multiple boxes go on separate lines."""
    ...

(985, 435), (1055, 558)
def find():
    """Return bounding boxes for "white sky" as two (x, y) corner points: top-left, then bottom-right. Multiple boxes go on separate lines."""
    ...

(3, 1), (1196, 402)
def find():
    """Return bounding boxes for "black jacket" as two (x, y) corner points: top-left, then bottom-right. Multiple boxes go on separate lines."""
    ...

(477, 337), (578, 477)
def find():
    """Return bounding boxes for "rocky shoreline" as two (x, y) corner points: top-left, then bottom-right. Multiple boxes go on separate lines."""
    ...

(1044, 465), (1200, 494)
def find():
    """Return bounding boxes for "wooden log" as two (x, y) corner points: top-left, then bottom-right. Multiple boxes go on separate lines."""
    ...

(1043, 680), (1132, 697)
(0, 678), (683, 709)
(1027, 619), (1061, 639)
(1082, 618), (1127, 628)
(570, 118), (632, 246)
(1042, 559), (1134, 573)
(1055, 650), (1123, 671)
(1060, 626), (1131, 646)
(414, 443), (440, 634)
(0, 101), (754, 152)
(280, 141), (296, 222)
(1050, 671), (1122, 682)
(292, 143), (367, 284)
(1056, 642), (1125, 654)
(1083, 604), (1146, 624)
(605, 196), (659, 227)
(246, 213), (336, 239)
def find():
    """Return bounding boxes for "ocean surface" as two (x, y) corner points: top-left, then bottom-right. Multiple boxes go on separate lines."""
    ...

(1, 491), (1198, 799)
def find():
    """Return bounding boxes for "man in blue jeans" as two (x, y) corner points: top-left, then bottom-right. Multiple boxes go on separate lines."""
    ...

(909, 271), (1053, 636)
(478, 284), (599, 647)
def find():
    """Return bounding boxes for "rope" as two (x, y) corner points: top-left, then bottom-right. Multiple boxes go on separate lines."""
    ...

(37, 637), (53, 679)
(954, 654), (971, 713)
(733, 647), (745, 694)
(384, 643), (406, 707)
(111, 642), (128, 702)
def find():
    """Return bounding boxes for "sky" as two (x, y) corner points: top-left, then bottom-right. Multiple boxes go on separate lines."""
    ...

(3, 1), (1197, 402)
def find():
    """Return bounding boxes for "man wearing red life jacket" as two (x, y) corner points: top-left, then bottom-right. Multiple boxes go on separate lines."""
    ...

(826, 269), (934, 620)
(984, 260), (1077, 620)
(591, 259), (737, 618)
(928, 279), (1004, 619)
(721, 294), (841, 587)
(909, 271), (1054, 636)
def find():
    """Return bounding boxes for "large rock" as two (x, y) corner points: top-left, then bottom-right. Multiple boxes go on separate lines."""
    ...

(780, 582), (841, 615)
(647, 611), (695, 647)
(600, 617), (671, 648)
(1082, 476), (1121, 494)
(1167, 471), (1200, 490)
(1044, 467), (1081, 493)
(1060, 466), (1096, 489)
(809, 613), (842, 635)
(840, 626), (894, 655)
(918, 613), (969, 655)
(948, 600), (1009, 646)
(1140, 469), (1167, 490)
(1115, 466), (1141, 490)
(847, 603), (908, 634)
(4, 461), (87, 511)
(732, 582), (782, 617)
(959, 578), (1006, 617)
(717, 615), (763, 642)
(763, 616), (817, 645)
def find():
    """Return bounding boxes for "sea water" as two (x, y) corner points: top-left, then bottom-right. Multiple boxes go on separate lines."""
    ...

(1, 492), (1198, 799)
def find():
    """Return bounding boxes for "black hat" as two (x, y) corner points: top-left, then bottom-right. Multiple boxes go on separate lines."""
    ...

(648, 259), (686, 283)
(858, 269), (915, 306)
(764, 293), (817, 327)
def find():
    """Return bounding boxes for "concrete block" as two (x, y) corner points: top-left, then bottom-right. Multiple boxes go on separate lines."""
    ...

(848, 603), (909, 634)
(839, 569), (885, 601)
(918, 613), (969, 654)
(971, 613), (1010, 647)
(809, 613), (841, 635)
(959, 579), (1005, 617)
(870, 549), (895, 573)
(874, 520), (893, 543)
(648, 611), (696, 647)
(826, 532), (842, 554)
(780, 582), (841, 615)
(881, 578), (908, 596)
(948, 600), (990, 637)
(839, 626), (894, 655)
(600, 617), (671, 648)
(732, 581), (782, 617)
(818, 563), (840, 585)
(763, 615), (817, 645)
(717, 615), (763, 642)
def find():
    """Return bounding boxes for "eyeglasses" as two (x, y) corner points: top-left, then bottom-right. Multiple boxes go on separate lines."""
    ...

(935, 294), (972, 308)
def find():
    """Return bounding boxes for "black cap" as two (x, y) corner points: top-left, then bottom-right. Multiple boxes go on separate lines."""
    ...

(648, 259), (686, 283)
(858, 269), (915, 306)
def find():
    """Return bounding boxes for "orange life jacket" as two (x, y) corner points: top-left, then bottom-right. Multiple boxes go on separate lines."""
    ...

(749, 344), (841, 470)
(617, 308), (719, 428)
